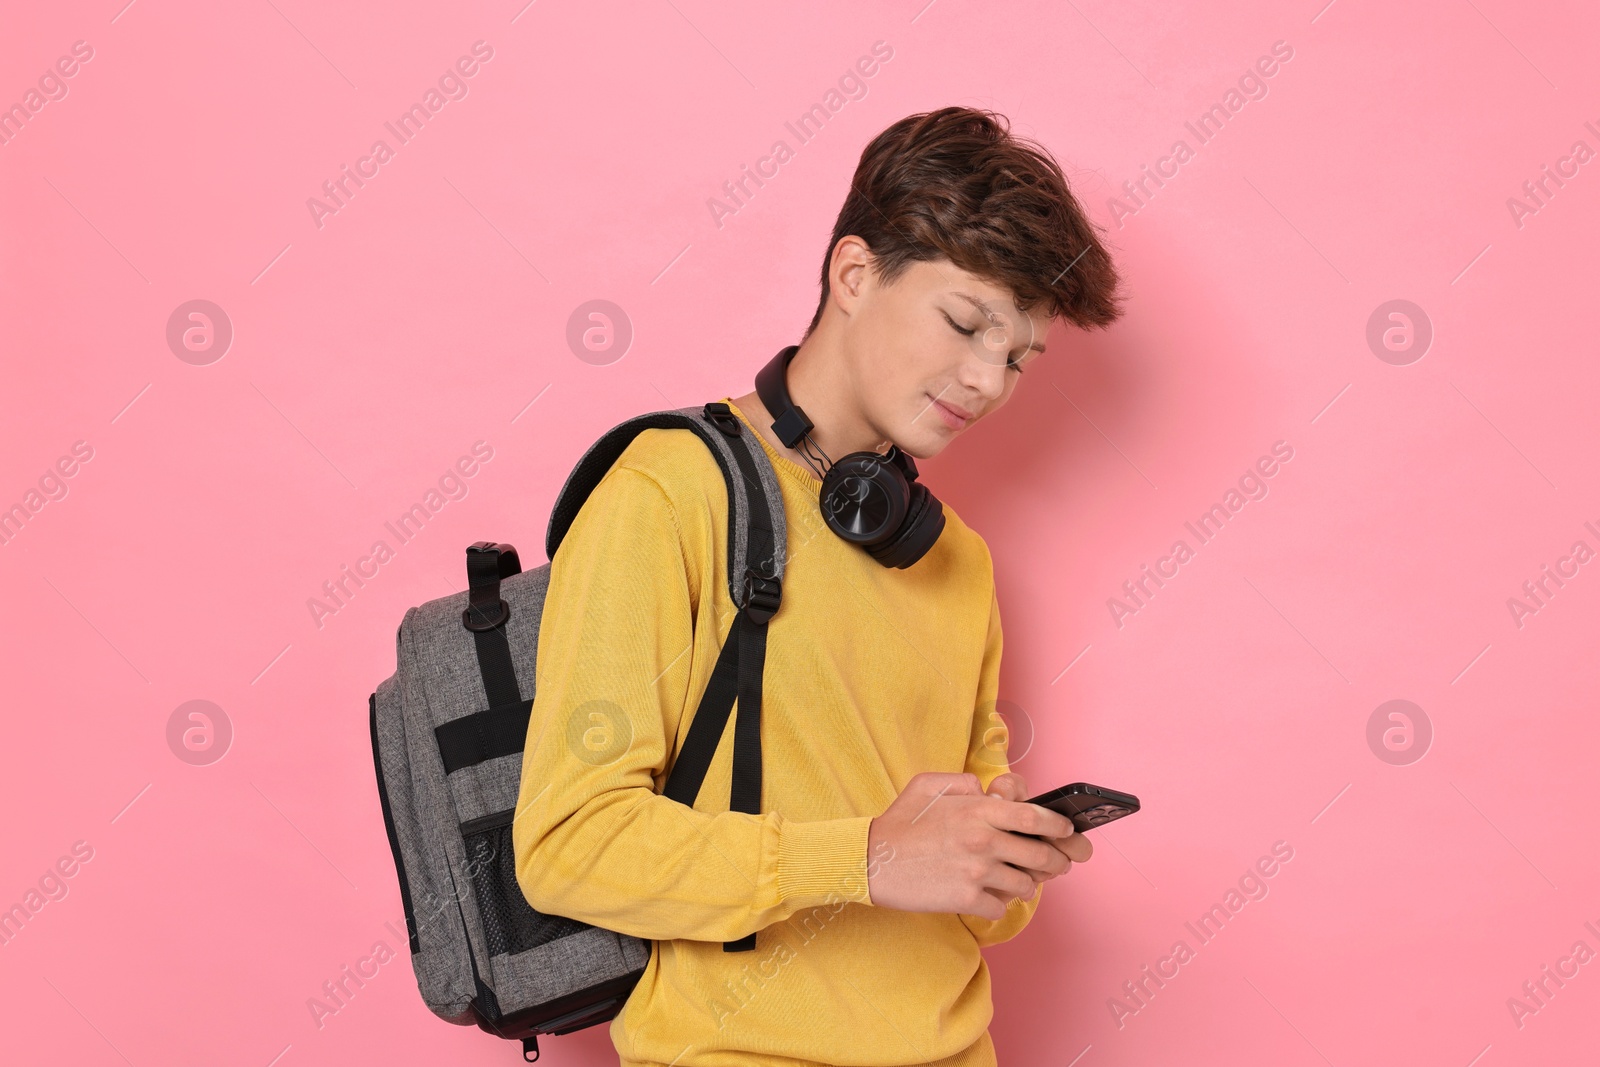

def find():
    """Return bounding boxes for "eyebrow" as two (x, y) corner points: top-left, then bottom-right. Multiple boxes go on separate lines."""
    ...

(950, 292), (1047, 353)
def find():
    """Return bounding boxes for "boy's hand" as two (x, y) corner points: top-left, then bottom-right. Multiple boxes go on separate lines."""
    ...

(984, 772), (1094, 880)
(865, 771), (1088, 921)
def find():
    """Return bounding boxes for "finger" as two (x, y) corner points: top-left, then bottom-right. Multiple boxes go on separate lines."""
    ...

(970, 890), (1010, 921)
(981, 882), (1035, 910)
(981, 775), (1014, 801)
(984, 772), (1027, 803)
(1024, 857), (1071, 882)
(991, 831), (1069, 879)
(917, 771), (986, 797)
(980, 859), (1043, 900)
(1002, 859), (1057, 883)
(983, 796), (1076, 840)
(1046, 831), (1094, 864)
(1008, 857), (1074, 881)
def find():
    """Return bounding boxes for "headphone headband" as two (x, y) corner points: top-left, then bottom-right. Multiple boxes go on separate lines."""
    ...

(751, 343), (945, 568)
(754, 345), (919, 479)
(753, 345), (813, 449)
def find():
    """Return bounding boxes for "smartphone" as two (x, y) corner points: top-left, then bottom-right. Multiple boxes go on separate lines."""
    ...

(1013, 782), (1140, 837)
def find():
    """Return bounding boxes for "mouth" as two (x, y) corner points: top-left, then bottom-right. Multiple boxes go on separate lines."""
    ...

(927, 395), (974, 430)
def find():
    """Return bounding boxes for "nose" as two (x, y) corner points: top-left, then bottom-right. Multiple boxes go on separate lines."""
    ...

(959, 338), (1010, 403)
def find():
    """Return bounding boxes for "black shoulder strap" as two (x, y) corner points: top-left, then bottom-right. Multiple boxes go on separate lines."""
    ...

(661, 404), (779, 952)
(463, 541), (524, 709)
(539, 402), (785, 953)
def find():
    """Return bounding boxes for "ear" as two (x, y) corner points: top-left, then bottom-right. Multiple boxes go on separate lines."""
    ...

(830, 236), (875, 309)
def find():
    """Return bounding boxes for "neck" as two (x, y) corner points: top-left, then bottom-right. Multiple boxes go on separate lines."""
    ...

(730, 332), (889, 477)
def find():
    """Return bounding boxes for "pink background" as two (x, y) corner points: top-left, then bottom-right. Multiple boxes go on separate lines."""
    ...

(3, 1), (1597, 1064)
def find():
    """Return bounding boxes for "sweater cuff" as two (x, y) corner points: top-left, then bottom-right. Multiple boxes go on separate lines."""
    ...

(776, 814), (873, 909)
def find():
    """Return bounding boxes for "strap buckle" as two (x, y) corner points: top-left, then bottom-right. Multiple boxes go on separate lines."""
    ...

(462, 599), (510, 632)
(703, 402), (743, 439)
(740, 569), (782, 624)
(463, 541), (518, 631)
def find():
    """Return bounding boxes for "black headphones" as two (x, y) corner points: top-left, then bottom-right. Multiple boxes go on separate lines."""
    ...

(754, 344), (946, 569)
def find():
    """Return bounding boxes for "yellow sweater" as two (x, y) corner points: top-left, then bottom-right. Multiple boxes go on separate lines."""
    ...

(513, 397), (1041, 1066)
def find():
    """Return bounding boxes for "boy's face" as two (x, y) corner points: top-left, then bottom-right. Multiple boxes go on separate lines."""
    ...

(839, 250), (1054, 460)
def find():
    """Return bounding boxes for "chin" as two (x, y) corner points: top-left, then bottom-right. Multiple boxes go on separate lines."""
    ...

(895, 428), (952, 461)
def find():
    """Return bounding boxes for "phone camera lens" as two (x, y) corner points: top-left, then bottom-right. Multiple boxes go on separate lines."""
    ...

(1082, 804), (1120, 826)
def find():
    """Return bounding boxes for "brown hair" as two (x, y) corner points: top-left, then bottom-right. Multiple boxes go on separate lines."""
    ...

(804, 106), (1123, 340)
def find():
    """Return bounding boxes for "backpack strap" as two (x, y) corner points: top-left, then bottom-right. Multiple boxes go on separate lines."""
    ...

(463, 542), (525, 708)
(546, 402), (785, 952)
(546, 404), (787, 612)
(438, 542), (536, 779)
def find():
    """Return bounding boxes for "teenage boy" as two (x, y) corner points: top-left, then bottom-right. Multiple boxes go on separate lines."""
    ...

(513, 106), (1125, 1067)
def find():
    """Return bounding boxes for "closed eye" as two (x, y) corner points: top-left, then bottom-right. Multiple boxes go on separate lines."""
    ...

(944, 312), (1025, 373)
(944, 312), (977, 338)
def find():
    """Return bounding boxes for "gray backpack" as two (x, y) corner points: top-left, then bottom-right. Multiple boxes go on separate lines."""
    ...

(369, 401), (788, 1061)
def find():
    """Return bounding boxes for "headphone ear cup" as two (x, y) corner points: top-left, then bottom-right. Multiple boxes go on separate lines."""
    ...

(864, 480), (946, 568)
(820, 452), (909, 545)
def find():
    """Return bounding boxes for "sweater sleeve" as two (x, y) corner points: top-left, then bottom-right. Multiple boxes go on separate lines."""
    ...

(958, 584), (1046, 948)
(512, 461), (872, 944)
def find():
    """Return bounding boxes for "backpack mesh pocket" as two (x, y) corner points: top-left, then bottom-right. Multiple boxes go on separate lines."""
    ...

(460, 808), (592, 957)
